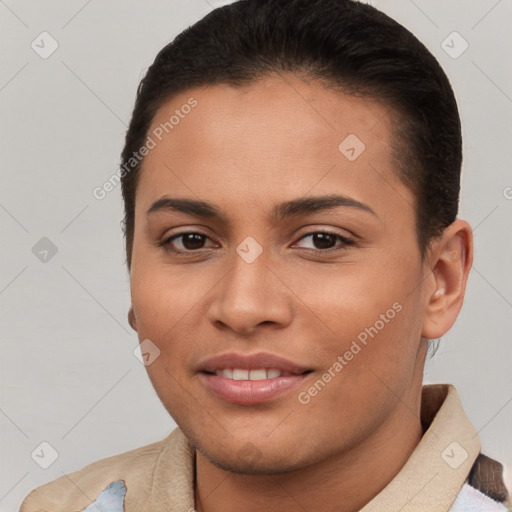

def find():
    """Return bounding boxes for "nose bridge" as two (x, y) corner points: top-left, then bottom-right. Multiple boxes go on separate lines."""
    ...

(225, 238), (272, 308)
(210, 237), (290, 332)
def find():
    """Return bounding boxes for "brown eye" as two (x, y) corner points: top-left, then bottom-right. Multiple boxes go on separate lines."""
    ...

(161, 232), (215, 254)
(311, 233), (337, 250)
(295, 231), (355, 252)
(178, 233), (207, 250)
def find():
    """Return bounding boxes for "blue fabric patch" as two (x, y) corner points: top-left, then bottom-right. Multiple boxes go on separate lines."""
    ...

(80, 480), (126, 512)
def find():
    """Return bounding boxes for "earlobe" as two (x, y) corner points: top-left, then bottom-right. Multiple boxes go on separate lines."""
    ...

(422, 220), (473, 339)
(128, 306), (138, 331)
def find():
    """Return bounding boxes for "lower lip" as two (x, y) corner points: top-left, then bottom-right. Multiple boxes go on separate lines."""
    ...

(199, 372), (310, 405)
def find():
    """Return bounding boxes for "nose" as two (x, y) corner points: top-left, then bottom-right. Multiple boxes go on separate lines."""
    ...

(207, 247), (292, 336)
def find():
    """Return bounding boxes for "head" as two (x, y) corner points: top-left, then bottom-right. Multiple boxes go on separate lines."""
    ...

(121, 0), (472, 474)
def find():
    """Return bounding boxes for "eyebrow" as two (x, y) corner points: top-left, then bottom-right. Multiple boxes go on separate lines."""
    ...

(146, 194), (377, 223)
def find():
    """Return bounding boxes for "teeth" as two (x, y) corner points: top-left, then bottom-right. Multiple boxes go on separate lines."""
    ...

(249, 369), (267, 381)
(232, 369), (249, 380)
(221, 369), (233, 379)
(213, 368), (286, 380)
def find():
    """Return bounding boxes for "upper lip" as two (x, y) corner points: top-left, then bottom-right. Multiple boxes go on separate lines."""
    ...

(197, 352), (311, 375)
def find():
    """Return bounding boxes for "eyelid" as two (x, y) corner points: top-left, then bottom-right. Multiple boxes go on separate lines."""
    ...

(158, 229), (218, 253)
(292, 230), (355, 251)
(158, 227), (355, 255)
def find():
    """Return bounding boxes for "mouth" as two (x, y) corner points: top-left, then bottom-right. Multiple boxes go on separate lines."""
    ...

(204, 368), (309, 380)
(197, 352), (313, 405)
(199, 371), (312, 405)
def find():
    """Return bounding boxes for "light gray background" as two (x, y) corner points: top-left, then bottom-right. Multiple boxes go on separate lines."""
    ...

(1, 0), (511, 509)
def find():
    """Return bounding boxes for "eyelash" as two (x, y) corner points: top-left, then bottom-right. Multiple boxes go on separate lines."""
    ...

(158, 230), (355, 256)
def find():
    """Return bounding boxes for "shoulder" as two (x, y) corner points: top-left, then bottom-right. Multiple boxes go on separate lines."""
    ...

(19, 432), (173, 512)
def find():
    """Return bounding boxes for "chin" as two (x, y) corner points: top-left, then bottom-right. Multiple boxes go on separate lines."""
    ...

(196, 443), (307, 475)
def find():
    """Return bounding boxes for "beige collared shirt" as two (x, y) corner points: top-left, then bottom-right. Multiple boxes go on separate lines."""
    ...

(19, 384), (510, 511)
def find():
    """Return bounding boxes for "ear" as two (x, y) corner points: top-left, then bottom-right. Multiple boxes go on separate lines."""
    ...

(128, 306), (138, 332)
(421, 220), (473, 339)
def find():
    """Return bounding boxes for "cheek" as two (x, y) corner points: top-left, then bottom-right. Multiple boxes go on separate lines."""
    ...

(130, 263), (206, 335)
(298, 296), (423, 429)
(130, 268), (200, 411)
(297, 262), (425, 409)
(130, 263), (218, 391)
(291, 255), (419, 340)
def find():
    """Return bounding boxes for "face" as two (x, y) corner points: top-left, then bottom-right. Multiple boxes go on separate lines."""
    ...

(129, 74), (431, 474)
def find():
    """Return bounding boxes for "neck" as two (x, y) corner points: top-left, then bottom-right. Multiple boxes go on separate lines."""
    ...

(194, 390), (424, 512)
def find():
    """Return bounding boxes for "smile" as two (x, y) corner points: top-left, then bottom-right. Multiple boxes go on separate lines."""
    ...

(213, 368), (301, 380)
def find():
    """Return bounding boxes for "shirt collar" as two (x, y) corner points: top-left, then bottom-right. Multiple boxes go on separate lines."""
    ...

(360, 384), (480, 511)
(141, 384), (480, 512)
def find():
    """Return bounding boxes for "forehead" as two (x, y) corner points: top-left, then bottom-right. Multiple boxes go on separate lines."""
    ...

(148, 73), (393, 151)
(136, 73), (411, 222)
